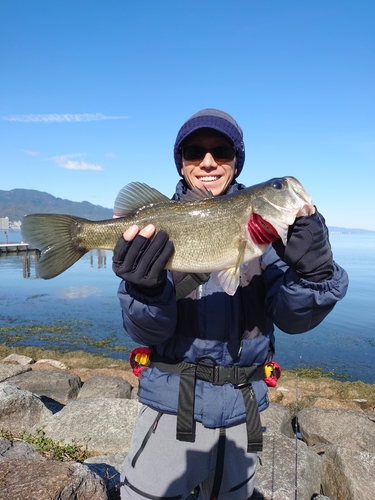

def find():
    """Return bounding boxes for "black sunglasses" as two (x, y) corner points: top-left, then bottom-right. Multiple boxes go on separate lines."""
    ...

(181, 145), (236, 162)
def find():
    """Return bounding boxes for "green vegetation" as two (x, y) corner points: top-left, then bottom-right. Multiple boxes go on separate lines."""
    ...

(287, 395), (320, 417)
(277, 369), (375, 417)
(282, 367), (348, 380)
(0, 323), (128, 354)
(0, 343), (130, 370)
(0, 428), (90, 462)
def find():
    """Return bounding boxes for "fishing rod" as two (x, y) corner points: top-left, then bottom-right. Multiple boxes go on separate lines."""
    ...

(294, 373), (299, 500)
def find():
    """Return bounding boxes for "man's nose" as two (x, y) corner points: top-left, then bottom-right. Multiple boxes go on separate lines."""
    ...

(200, 152), (218, 167)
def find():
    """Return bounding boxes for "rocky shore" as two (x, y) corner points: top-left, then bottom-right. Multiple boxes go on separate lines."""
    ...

(0, 352), (374, 500)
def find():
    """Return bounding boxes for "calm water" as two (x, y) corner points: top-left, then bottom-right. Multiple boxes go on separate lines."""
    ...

(1, 232), (374, 382)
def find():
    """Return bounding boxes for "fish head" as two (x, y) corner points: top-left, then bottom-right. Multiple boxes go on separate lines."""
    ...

(247, 176), (314, 245)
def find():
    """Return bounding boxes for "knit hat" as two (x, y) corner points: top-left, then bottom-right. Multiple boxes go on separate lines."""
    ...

(173, 108), (245, 178)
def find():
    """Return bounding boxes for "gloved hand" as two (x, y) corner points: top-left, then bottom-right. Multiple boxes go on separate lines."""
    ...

(112, 230), (175, 296)
(272, 210), (334, 282)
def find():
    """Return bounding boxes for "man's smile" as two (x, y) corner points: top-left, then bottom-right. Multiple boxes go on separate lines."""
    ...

(197, 175), (221, 182)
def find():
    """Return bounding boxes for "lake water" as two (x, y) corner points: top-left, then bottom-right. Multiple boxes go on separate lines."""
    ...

(1, 231), (374, 383)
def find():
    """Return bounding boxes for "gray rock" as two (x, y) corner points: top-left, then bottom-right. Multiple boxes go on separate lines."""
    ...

(130, 386), (139, 400)
(8, 369), (82, 404)
(255, 431), (322, 500)
(260, 402), (294, 438)
(298, 407), (375, 453)
(1, 354), (34, 365)
(34, 358), (67, 370)
(77, 375), (132, 400)
(0, 381), (52, 433)
(0, 361), (31, 382)
(84, 452), (127, 497)
(34, 397), (141, 455)
(84, 451), (127, 472)
(321, 445), (375, 500)
(0, 459), (108, 500)
(0, 438), (44, 461)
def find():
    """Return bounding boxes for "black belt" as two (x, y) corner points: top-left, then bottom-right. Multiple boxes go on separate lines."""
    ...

(150, 356), (264, 452)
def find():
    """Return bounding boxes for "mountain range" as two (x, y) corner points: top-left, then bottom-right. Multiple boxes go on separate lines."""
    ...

(0, 188), (113, 221)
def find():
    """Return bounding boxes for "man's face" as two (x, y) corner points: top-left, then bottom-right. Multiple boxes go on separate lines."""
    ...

(180, 129), (237, 197)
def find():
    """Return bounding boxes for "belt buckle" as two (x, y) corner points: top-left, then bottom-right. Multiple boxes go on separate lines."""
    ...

(216, 365), (238, 385)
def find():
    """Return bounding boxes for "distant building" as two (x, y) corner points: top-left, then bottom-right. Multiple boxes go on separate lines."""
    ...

(0, 217), (9, 230)
(9, 220), (22, 230)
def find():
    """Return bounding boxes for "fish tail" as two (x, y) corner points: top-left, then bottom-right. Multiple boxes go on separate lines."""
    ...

(22, 214), (89, 279)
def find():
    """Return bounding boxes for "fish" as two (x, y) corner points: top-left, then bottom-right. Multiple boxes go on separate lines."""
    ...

(21, 176), (314, 295)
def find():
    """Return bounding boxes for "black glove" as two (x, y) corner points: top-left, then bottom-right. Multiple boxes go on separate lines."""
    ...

(112, 230), (175, 296)
(272, 210), (334, 282)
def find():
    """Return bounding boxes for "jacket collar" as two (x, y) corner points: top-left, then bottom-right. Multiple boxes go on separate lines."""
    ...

(172, 179), (245, 201)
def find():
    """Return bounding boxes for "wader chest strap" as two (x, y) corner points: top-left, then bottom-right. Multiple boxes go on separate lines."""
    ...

(176, 364), (197, 442)
(238, 372), (263, 452)
(175, 272), (211, 301)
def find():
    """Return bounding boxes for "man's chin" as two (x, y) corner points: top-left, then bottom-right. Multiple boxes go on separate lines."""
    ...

(195, 179), (224, 195)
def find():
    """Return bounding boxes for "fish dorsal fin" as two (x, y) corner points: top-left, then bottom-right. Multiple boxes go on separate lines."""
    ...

(179, 186), (215, 202)
(113, 182), (170, 217)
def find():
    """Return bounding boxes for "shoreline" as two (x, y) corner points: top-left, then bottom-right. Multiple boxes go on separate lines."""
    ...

(1, 344), (374, 414)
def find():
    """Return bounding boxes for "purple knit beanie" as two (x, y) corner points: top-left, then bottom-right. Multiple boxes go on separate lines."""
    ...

(173, 108), (245, 178)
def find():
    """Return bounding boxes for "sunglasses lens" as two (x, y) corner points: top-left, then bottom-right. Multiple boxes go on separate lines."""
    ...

(182, 146), (236, 162)
(212, 146), (236, 161)
(182, 146), (206, 161)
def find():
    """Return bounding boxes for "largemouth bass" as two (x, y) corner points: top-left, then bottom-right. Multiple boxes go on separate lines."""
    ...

(21, 176), (313, 295)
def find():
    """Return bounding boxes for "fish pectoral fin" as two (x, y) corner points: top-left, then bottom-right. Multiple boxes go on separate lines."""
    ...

(212, 242), (246, 295)
(113, 182), (170, 217)
(236, 240), (247, 270)
(212, 268), (240, 296)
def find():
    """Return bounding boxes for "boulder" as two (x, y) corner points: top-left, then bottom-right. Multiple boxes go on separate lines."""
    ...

(34, 398), (142, 455)
(260, 402), (294, 438)
(7, 369), (81, 404)
(298, 407), (375, 453)
(77, 375), (132, 400)
(255, 431), (322, 500)
(0, 362), (31, 382)
(84, 453), (127, 498)
(0, 438), (44, 461)
(0, 459), (108, 500)
(34, 359), (67, 370)
(321, 445), (375, 500)
(1, 354), (34, 365)
(0, 381), (52, 433)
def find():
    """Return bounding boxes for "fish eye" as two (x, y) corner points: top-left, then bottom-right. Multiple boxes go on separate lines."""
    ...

(271, 180), (283, 190)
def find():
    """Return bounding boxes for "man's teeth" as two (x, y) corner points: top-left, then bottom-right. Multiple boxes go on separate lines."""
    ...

(199, 176), (219, 182)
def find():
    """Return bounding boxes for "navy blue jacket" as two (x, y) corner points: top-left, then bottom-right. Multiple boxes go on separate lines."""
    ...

(117, 181), (349, 428)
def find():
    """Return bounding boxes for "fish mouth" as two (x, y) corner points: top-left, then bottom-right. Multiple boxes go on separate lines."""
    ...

(248, 214), (280, 245)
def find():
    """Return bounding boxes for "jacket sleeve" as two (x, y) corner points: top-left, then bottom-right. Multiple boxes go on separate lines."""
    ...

(262, 246), (349, 334)
(117, 273), (178, 345)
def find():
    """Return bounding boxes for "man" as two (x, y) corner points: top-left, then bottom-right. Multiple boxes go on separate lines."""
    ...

(112, 109), (348, 499)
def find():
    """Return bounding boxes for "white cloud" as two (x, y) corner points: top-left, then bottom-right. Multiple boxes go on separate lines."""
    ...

(105, 152), (117, 159)
(2, 113), (127, 123)
(18, 148), (39, 156)
(54, 155), (104, 171)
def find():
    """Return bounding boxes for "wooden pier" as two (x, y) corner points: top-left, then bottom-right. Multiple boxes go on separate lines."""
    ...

(0, 243), (39, 255)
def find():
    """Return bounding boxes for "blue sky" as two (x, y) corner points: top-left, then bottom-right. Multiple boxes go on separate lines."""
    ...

(1, 0), (374, 230)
